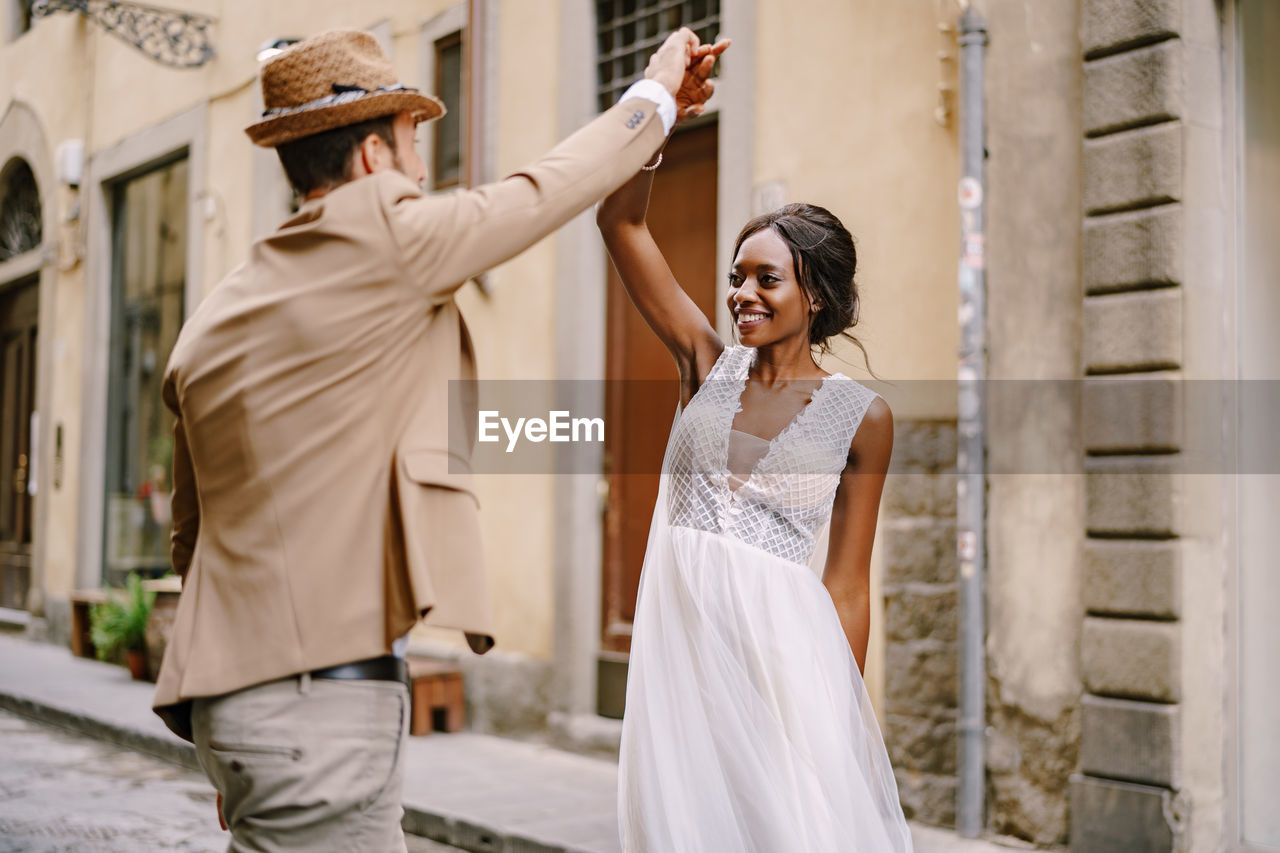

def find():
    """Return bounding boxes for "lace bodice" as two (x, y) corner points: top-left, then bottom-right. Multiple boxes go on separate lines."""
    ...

(664, 346), (881, 567)
(727, 429), (771, 492)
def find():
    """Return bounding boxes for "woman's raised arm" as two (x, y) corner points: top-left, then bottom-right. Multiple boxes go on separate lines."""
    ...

(596, 41), (729, 390)
(596, 162), (723, 385)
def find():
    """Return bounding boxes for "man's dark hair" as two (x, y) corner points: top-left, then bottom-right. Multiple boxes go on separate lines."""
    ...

(275, 115), (398, 196)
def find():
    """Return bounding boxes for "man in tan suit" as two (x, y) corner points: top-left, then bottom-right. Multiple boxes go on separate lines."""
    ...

(152, 26), (722, 851)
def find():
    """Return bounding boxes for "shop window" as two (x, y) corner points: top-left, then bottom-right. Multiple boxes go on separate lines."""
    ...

(103, 157), (187, 582)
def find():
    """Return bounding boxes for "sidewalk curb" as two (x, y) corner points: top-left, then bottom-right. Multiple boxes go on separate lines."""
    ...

(0, 690), (201, 772)
(404, 810), (579, 853)
(0, 686), (585, 853)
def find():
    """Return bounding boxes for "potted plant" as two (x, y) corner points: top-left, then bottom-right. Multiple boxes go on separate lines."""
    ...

(143, 573), (183, 680)
(90, 573), (156, 680)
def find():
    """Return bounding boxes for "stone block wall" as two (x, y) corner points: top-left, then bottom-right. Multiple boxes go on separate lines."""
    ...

(880, 419), (958, 826)
(1073, 1), (1190, 848)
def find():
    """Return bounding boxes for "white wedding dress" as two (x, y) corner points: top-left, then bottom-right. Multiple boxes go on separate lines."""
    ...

(618, 345), (913, 853)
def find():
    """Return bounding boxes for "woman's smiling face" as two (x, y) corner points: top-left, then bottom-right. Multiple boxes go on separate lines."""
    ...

(727, 228), (816, 347)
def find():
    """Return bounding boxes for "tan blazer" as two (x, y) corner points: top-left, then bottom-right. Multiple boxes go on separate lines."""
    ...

(153, 98), (665, 740)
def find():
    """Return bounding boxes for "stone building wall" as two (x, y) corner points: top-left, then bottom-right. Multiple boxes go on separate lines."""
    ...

(1070, 1), (1214, 849)
(884, 3), (1233, 847)
(880, 11), (1088, 841)
(881, 420), (959, 827)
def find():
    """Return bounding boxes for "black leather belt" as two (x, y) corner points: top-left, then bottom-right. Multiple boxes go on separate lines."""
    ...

(310, 655), (409, 687)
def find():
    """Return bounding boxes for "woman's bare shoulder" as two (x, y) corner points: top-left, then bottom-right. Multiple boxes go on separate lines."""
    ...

(848, 395), (893, 469)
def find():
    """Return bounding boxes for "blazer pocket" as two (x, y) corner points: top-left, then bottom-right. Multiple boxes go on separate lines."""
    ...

(400, 449), (476, 498)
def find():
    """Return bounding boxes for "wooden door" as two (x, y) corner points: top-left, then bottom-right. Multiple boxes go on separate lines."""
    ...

(0, 278), (38, 611)
(600, 121), (718, 702)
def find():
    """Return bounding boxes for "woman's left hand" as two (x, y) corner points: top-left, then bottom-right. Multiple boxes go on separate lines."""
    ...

(676, 38), (731, 123)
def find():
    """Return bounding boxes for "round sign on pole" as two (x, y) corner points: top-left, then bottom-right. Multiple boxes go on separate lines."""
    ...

(958, 176), (983, 210)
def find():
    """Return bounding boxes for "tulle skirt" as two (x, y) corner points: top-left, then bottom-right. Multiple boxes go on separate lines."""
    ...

(618, 483), (913, 853)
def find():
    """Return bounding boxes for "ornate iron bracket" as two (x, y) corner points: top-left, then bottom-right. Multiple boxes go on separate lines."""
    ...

(31, 0), (215, 69)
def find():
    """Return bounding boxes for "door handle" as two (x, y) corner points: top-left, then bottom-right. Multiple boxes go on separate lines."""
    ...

(597, 476), (610, 516)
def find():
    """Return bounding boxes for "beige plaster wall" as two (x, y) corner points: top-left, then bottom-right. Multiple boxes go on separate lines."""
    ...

(202, 89), (255, 290)
(754, 0), (961, 404)
(0, 16), (87, 144)
(40, 205), (86, 605)
(85, 1), (452, 153)
(440, 0), (564, 661)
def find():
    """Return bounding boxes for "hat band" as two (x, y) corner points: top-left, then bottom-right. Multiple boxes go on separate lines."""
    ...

(261, 83), (419, 118)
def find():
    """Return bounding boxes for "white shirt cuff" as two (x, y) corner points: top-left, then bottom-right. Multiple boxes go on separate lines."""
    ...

(619, 79), (677, 135)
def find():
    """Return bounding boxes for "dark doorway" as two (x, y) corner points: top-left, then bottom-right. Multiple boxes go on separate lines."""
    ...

(0, 278), (38, 610)
(599, 120), (719, 716)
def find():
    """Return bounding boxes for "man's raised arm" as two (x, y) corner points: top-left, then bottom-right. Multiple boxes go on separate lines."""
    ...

(384, 28), (725, 304)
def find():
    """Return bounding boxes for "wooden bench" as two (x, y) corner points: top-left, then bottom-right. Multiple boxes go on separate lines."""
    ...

(69, 589), (110, 659)
(406, 657), (466, 735)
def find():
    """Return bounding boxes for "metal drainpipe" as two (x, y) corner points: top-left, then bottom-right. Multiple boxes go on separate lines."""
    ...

(955, 4), (989, 840)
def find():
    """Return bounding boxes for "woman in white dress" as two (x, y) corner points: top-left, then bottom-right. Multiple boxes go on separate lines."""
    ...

(597, 73), (913, 853)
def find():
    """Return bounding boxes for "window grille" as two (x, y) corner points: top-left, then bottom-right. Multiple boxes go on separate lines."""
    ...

(0, 159), (41, 261)
(595, 0), (721, 113)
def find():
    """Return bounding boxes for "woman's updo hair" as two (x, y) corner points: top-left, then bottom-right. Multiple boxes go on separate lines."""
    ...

(731, 203), (867, 366)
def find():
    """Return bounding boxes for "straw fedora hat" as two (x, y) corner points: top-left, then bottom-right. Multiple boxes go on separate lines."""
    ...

(246, 29), (445, 148)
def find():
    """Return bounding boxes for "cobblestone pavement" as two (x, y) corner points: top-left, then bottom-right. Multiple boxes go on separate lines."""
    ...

(0, 709), (460, 852)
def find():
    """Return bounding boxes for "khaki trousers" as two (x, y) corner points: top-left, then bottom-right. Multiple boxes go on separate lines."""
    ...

(192, 675), (409, 853)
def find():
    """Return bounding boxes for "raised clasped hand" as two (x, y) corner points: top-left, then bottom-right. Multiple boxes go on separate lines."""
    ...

(643, 27), (700, 98)
(644, 29), (732, 117)
(676, 38), (731, 124)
